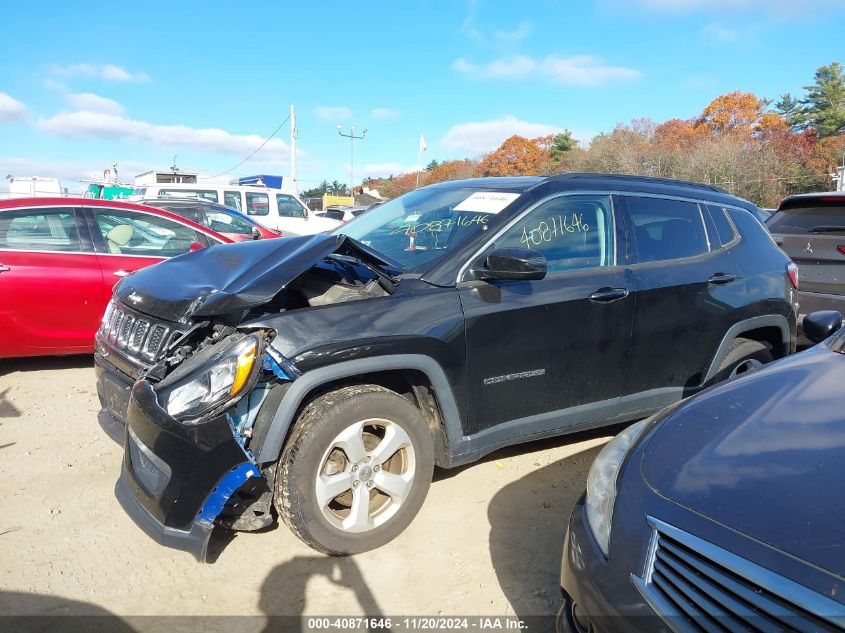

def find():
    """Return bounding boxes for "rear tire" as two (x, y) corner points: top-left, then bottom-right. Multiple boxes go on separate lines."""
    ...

(276, 384), (434, 555)
(711, 337), (773, 384)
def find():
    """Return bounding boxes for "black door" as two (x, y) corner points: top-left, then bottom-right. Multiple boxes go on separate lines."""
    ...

(459, 194), (635, 436)
(621, 195), (746, 406)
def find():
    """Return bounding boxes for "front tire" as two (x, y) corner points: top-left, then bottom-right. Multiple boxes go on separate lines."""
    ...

(276, 384), (434, 555)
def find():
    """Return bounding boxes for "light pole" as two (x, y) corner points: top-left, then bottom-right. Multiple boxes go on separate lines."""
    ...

(336, 124), (366, 199)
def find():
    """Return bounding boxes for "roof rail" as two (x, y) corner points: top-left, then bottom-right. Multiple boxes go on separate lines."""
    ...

(544, 172), (730, 195)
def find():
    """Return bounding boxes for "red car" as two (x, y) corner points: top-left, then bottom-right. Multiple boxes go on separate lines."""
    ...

(0, 197), (233, 358)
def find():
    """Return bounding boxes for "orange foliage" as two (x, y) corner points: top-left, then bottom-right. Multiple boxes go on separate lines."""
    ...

(696, 91), (765, 135)
(426, 159), (478, 185)
(654, 118), (700, 150)
(476, 135), (548, 176)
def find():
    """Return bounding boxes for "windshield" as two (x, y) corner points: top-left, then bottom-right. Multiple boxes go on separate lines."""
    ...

(767, 198), (845, 235)
(335, 187), (523, 272)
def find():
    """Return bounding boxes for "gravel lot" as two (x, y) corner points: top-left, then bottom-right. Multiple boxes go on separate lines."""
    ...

(0, 356), (614, 631)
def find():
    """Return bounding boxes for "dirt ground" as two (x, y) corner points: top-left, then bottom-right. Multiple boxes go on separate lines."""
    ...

(0, 356), (614, 631)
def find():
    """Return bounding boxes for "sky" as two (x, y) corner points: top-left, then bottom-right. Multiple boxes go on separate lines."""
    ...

(0, 0), (843, 194)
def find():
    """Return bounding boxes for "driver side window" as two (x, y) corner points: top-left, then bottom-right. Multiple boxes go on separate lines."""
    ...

(494, 195), (615, 274)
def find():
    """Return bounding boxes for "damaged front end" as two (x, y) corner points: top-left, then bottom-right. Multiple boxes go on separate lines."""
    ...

(116, 329), (294, 561)
(106, 235), (400, 561)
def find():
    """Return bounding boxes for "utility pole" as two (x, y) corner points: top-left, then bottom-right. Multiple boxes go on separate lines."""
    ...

(337, 124), (367, 200)
(290, 104), (298, 194)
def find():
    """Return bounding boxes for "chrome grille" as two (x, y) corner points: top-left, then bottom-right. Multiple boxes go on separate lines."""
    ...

(98, 301), (184, 362)
(635, 518), (844, 633)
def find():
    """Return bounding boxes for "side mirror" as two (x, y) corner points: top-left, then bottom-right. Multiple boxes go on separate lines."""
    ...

(803, 310), (843, 344)
(189, 241), (206, 252)
(252, 227), (262, 240)
(476, 247), (547, 281)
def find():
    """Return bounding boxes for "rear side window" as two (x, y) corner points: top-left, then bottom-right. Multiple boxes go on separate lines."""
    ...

(627, 197), (708, 263)
(767, 198), (845, 236)
(0, 208), (82, 252)
(224, 191), (242, 211)
(246, 192), (269, 216)
(706, 205), (738, 247)
(277, 194), (307, 218)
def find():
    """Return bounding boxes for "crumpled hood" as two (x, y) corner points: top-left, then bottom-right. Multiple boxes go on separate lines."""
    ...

(114, 234), (397, 322)
(641, 345), (845, 579)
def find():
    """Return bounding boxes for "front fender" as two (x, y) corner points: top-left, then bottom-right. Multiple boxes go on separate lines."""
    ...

(252, 354), (465, 464)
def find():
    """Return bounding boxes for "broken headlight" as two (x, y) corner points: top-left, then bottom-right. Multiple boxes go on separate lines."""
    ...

(163, 335), (259, 422)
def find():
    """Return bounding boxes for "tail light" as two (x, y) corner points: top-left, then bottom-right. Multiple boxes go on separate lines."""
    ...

(837, 245), (845, 255)
(787, 262), (799, 289)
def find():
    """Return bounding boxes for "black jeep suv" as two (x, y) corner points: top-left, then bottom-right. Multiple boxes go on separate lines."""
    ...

(95, 174), (798, 560)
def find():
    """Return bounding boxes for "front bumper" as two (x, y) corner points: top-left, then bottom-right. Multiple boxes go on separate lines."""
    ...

(115, 464), (213, 560)
(116, 379), (258, 562)
(560, 495), (669, 633)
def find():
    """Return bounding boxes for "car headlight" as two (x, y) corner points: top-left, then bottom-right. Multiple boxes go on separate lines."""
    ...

(164, 335), (258, 422)
(585, 418), (650, 556)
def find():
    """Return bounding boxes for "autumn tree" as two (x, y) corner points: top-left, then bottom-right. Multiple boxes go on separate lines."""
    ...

(476, 135), (548, 176)
(425, 159), (479, 184)
(695, 91), (766, 135)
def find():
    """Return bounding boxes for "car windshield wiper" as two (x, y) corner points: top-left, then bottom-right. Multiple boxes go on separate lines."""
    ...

(809, 225), (845, 234)
(328, 253), (398, 293)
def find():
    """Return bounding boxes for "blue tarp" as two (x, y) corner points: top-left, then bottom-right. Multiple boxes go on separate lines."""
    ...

(237, 175), (283, 189)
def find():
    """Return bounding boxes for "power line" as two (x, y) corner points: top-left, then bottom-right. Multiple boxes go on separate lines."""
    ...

(205, 115), (291, 180)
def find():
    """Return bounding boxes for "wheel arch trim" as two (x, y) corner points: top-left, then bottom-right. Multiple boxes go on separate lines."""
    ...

(254, 354), (463, 464)
(702, 314), (791, 385)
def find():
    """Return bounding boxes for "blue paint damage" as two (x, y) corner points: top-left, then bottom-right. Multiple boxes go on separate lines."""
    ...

(263, 353), (298, 381)
(196, 462), (259, 525)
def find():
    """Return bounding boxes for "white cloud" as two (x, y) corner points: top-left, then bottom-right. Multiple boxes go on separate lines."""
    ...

(542, 55), (641, 85)
(0, 93), (26, 123)
(452, 55), (536, 79)
(370, 108), (399, 120)
(43, 78), (66, 92)
(0, 157), (151, 193)
(440, 115), (561, 155)
(66, 92), (124, 115)
(634, 0), (835, 14)
(494, 21), (532, 42)
(453, 54), (641, 86)
(50, 63), (149, 82)
(701, 23), (741, 42)
(361, 162), (419, 179)
(459, 0), (485, 42)
(38, 110), (290, 156)
(315, 106), (352, 121)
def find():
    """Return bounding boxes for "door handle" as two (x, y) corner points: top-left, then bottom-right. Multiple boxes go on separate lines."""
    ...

(113, 270), (134, 278)
(708, 272), (736, 284)
(589, 287), (629, 303)
(0, 265), (9, 273)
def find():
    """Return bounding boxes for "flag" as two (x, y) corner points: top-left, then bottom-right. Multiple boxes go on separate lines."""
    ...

(419, 134), (427, 153)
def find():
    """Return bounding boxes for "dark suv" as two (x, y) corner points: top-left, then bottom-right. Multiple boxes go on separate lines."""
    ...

(94, 174), (798, 561)
(767, 191), (845, 325)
